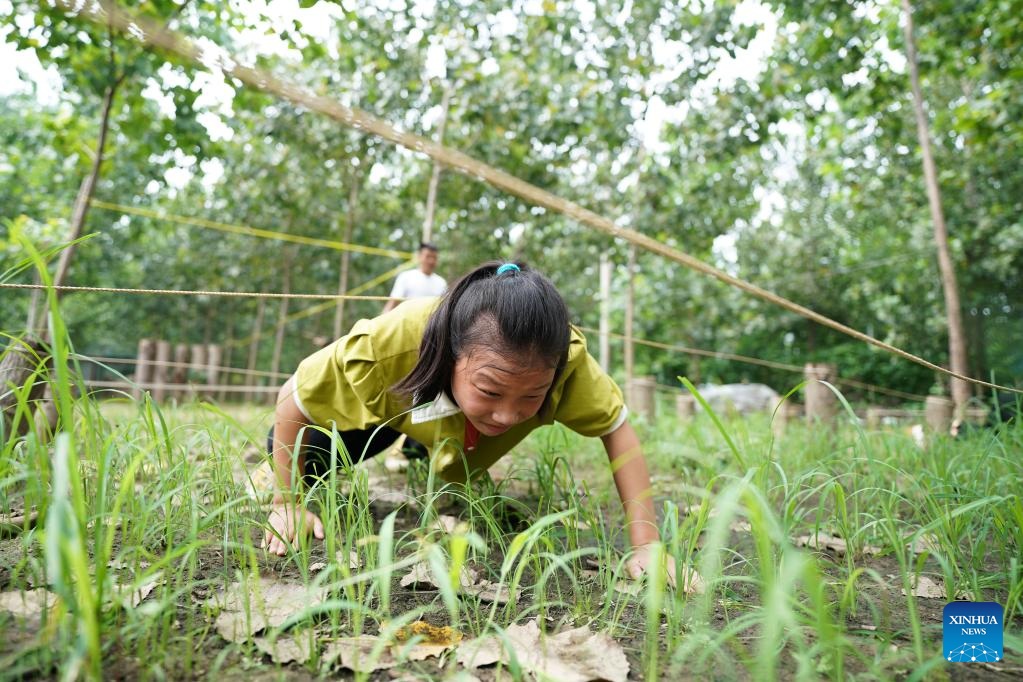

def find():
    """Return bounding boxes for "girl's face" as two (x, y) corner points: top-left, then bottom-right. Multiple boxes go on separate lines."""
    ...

(450, 347), (555, 437)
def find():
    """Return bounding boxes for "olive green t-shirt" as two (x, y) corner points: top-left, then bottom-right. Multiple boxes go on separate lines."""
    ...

(291, 297), (628, 482)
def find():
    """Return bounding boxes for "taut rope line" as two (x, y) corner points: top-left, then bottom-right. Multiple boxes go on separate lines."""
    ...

(0, 283), (394, 302)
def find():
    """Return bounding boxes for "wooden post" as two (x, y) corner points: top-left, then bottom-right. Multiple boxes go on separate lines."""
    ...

(624, 146), (645, 393)
(189, 343), (207, 401)
(269, 249), (294, 403)
(924, 395), (953, 433)
(172, 343), (189, 399)
(153, 340), (171, 403)
(134, 338), (155, 401)
(206, 344), (222, 401)
(219, 310), (234, 403)
(866, 406), (882, 429)
(624, 244), (636, 393)
(676, 393), (694, 420)
(599, 250), (612, 373)
(804, 363), (838, 424)
(627, 375), (656, 422)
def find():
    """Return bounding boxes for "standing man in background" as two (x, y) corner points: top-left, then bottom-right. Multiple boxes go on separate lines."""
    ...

(383, 242), (447, 313)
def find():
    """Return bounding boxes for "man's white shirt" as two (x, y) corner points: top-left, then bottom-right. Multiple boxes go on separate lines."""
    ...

(390, 269), (448, 299)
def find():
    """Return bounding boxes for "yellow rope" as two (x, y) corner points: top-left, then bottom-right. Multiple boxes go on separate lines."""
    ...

(49, 1), (1023, 397)
(90, 199), (413, 260)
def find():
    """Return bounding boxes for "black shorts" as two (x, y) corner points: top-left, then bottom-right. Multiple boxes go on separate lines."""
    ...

(265, 424), (428, 481)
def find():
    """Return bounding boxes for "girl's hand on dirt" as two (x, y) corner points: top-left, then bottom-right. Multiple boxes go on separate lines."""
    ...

(626, 545), (707, 594)
(625, 543), (677, 588)
(263, 504), (324, 556)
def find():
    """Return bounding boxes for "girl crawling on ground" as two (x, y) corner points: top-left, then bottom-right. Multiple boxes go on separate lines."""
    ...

(264, 261), (678, 584)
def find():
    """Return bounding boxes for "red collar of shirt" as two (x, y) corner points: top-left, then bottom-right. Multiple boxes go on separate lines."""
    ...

(464, 419), (480, 452)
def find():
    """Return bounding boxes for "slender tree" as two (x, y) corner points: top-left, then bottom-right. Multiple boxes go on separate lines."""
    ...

(901, 0), (970, 412)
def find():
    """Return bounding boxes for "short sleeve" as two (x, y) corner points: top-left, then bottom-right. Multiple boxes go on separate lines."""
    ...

(389, 272), (406, 299)
(553, 346), (628, 437)
(291, 300), (432, 430)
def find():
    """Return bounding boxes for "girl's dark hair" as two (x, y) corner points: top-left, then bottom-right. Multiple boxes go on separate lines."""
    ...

(392, 261), (571, 413)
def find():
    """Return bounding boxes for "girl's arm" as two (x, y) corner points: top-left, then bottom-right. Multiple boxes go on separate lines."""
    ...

(263, 376), (325, 556)
(601, 419), (677, 585)
(271, 376), (309, 502)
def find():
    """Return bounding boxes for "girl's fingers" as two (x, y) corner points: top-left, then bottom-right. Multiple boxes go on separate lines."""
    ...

(312, 515), (325, 540)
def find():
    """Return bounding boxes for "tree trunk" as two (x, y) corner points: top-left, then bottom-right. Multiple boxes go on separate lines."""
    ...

(624, 243), (636, 393)
(269, 250), (294, 392)
(219, 308), (234, 402)
(599, 250), (612, 372)
(333, 174), (358, 339)
(624, 147), (645, 397)
(46, 79), (122, 317)
(421, 84), (451, 244)
(246, 296), (266, 402)
(901, 0), (970, 413)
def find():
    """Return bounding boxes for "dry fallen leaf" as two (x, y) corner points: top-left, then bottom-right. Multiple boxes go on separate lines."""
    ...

(795, 533), (881, 557)
(907, 533), (942, 554)
(613, 580), (642, 597)
(364, 471), (421, 510)
(462, 580), (516, 605)
(902, 575), (943, 599)
(309, 550), (361, 574)
(236, 459), (275, 502)
(400, 562), (477, 591)
(457, 618), (629, 682)
(680, 567), (707, 595)
(254, 630), (315, 664)
(323, 636), (398, 673)
(112, 572), (161, 608)
(0, 509), (39, 536)
(208, 577), (326, 642)
(430, 514), (461, 534)
(0, 589), (56, 620)
(455, 634), (503, 669)
(901, 575), (974, 600)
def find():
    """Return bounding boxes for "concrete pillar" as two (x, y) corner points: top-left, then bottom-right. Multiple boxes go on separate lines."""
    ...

(804, 363), (838, 424)
(676, 393), (695, 420)
(627, 375), (657, 422)
(925, 395), (953, 433)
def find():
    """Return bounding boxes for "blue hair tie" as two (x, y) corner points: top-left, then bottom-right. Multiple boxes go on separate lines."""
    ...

(496, 263), (520, 276)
